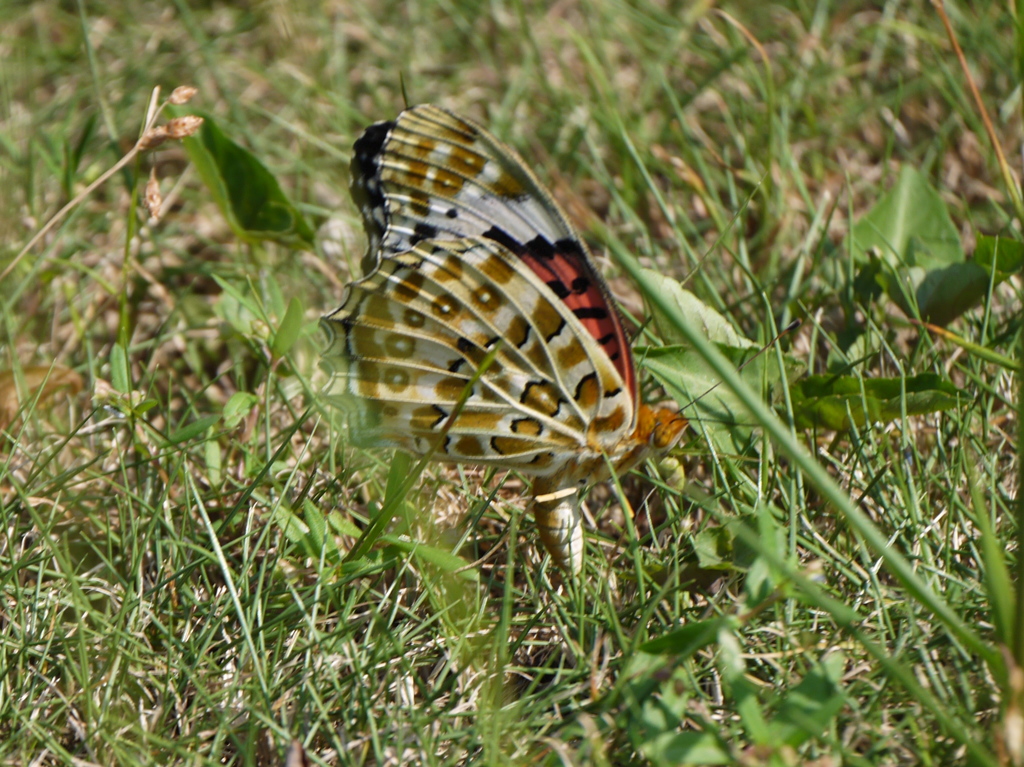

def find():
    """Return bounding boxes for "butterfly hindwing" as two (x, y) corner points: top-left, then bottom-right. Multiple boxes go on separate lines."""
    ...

(322, 237), (632, 472)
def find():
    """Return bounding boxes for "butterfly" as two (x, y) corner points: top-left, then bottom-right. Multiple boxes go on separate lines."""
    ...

(321, 104), (687, 572)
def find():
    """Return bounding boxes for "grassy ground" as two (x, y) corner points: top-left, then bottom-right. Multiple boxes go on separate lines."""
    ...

(1, 1), (1021, 765)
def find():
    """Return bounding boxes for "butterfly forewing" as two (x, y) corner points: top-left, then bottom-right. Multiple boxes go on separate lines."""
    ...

(350, 105), (637, 403)
(353, 106), (573, 252)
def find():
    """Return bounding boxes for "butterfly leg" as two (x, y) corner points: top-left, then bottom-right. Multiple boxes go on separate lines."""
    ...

(531, 478), (584, 573)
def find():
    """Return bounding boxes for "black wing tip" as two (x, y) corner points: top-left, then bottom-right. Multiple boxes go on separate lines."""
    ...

(353, 120), (395, 164)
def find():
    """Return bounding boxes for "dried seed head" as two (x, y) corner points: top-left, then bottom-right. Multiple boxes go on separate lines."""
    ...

(168, 85), (198, 105)
(138, 125), (169, 150)
(144, 168), (162, 221)
(166, 115), (203, 139)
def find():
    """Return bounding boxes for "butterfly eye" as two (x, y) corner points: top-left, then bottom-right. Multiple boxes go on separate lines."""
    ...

(651, 411), (688, 450)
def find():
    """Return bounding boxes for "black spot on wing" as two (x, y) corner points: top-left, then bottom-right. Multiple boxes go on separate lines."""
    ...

(530, 452), (555, 466)
(351, 120), (395, 208)
(572, 307), (610, 320)
(525, 235), (555, 260)
(571, 277), (590, 293)
(546, 280), (571, 299)
(353, 120), (393, 155)
(482, 225), (526, 255)
(342, 322), (355, 358)
(446, 208), (459, 218)
(411, 222), (438, 245)
(429, 405), (448, 428)
(554, 237), (585, 255)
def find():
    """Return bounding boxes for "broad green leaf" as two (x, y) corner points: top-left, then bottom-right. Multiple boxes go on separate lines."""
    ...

(639, 617), (729, 656)
(381, 534), (480, 583)
(772, 653), (847, 747)
(213, 277), (262, 338)
(304, 500), (327, 552)
(628, 655), (732, 765)
(790, 373), (962, 430)
(719, 627), (771, 744)
(167, 414), (220, 444)
(273, 501), (340, 563)
(637, 274), (801, 454)
(640, 730), (732, 766)
(110, 343), (130, 394)
(172, 108), (314, 248)
(264, 271), (288, 318)
(641, 268), (757, 349)
(847, 166), (994, 325)
(849, 166), (961, 270)
(644, 343), (800, 458)
(744, 556), (774, 608)
(304, 498), (340, 560)
(223, 391), (258, 429)
(974, 235), (1024, 282)
(327, 510), (362, 538)
(205, 435), (222, 487)
(692, 525), (736, 571)
(136, 399), (159, 415)
(271, 297), (305, 358)
(900, 261), (990, 327)
(274, 504), (309, 545)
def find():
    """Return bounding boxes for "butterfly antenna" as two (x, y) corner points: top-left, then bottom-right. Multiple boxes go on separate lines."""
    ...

(399, 75), (411, 109)
(679, 318), (801, 415)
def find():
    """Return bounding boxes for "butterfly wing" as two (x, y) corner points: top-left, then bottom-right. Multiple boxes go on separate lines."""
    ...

(349, 104), (637, 411)
(322, 235), (633, 475)
(322, 104), (685, 572)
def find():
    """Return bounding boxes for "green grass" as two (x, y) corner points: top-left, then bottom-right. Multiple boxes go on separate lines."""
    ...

(1, 1), (1021, 764)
